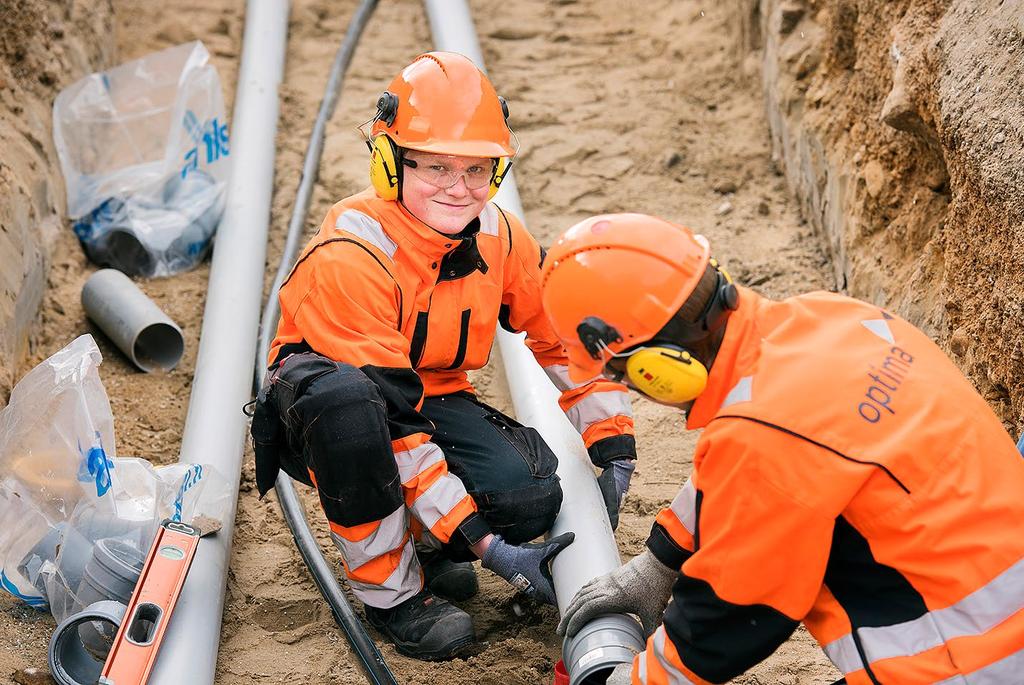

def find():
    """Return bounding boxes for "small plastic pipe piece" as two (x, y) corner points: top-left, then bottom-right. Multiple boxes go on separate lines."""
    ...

(81, 269), (184, 372)
(48, 600), (127, 685)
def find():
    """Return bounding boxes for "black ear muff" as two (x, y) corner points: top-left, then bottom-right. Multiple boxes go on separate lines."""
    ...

(375, 91), (399, 127)
(721, 282), (739, 310)
(498, 96), (510, 120)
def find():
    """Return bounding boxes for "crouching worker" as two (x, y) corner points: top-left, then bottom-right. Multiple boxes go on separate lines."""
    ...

(248, 53), (638, 661)
(541, 214), (1024, 684)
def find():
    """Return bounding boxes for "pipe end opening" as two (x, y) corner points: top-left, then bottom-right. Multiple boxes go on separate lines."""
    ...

(133, 322), (184, 372)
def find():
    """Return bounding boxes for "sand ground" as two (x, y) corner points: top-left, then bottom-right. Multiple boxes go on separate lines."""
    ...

(3, 1), (841, 682)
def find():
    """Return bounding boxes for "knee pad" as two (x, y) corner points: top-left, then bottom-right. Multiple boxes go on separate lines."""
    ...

(279, 355), (403, 526)
(478, 476), (563, 545)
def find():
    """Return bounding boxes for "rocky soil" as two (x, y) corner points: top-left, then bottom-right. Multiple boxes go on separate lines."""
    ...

(741, 0), (1024, 431)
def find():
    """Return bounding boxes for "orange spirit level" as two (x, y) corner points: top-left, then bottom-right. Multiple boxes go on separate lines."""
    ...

(98, 519), (201, 685)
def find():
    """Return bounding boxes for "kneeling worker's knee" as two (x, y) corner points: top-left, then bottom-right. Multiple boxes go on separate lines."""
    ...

(284, 356), (403, 526)
(480, 476), (563, 546)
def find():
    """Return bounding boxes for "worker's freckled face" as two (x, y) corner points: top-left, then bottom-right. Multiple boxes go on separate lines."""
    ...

(401, 150), (492, 235)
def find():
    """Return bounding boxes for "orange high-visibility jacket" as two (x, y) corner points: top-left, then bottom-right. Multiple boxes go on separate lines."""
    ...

(271, 189), (635, 543)
(637, 286), (1024, 685)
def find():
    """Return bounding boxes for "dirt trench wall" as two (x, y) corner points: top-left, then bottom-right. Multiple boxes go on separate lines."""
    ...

(739, 0), (1024, 431)
(0, 0), (115, 402)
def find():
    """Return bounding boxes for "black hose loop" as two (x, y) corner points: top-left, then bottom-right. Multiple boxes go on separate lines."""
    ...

(252, 1), (397, 683)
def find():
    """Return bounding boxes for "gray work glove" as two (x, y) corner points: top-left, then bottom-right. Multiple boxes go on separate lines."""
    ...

(557, 549), (677, 638)
(597, 458), (635, 530)
(606, 662), (633, 685)
(482, 532), (575, 605)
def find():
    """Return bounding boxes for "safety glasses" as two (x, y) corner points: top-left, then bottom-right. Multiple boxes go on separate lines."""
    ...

(401, 154), (500, 191)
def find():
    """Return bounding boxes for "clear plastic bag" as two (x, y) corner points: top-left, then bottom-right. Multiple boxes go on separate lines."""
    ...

(0, 335), (232, 619)
(53, 41), (230, 277)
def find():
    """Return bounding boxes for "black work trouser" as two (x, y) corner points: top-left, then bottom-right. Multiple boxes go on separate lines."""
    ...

(420, 392), (563, 557)
(253, 353), (563, 561)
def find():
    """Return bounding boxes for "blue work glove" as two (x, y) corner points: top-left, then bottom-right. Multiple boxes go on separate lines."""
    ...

(482, 532), (575, 605)
(597, 458), (635, 530)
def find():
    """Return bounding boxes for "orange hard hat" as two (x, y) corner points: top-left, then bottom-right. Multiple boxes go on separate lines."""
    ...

(541, 214), (711, 381)
(371, 52), (515, 158)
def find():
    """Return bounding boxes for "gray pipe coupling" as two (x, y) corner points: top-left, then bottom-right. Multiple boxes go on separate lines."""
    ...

(49, 599), (127, 685)
(562, 614), (645, 685)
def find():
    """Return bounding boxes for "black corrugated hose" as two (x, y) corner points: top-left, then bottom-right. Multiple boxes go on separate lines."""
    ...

(252, 1), (397, 683)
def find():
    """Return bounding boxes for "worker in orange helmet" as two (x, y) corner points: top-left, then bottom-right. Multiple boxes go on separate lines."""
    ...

(542, 214), (1024, 684)
(249, 54), (637, 660)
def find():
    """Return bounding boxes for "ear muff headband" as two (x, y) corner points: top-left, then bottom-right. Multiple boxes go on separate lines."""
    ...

(368, 89), (514, 202)
(624, 345), (709, 405)
(488, 157), (511, 200)
(369, 135), (401, 201)
(616, 261), (736, 405)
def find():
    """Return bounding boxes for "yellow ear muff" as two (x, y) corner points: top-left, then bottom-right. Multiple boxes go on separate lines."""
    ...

(625, 347), (709, 405)
(369, 135), (400, 201)
(488, 157), (511, 200)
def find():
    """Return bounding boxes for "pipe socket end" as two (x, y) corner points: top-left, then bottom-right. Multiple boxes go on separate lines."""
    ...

(562, 614), (644, 685)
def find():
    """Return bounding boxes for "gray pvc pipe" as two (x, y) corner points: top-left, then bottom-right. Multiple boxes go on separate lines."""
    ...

(146, 2), (290, 684)
(421, 3), (645, 683)
(81, 269), (184, 372)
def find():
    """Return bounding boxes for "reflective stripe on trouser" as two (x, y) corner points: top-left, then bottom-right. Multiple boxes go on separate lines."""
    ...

(329, 505), (422, 609)
(394, 437), (477, 543)
(634, 626), (701, 685)
(823, 555), (1024, 682)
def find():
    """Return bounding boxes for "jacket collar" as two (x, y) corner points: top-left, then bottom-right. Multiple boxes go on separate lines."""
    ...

(388, 199), (480, 261)
(686, 286), (764, 429)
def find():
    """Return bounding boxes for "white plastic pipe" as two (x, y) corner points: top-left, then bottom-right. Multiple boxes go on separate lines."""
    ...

(422, 3), (644, 683)
(148, 2), (290, 683)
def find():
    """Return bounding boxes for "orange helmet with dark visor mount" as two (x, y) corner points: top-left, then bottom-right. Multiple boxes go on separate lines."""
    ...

(541, 214), (737, 404)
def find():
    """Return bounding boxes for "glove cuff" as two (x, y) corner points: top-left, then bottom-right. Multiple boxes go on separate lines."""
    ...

(481, 534), (511, 576)
(633, 549), (679, 590)
(646, 522), (694, 571)
(587, 434), (637, 468)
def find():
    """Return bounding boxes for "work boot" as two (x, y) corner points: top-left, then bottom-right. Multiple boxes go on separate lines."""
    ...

(364, 590), (476, 661)
(418, 547), (479, 601)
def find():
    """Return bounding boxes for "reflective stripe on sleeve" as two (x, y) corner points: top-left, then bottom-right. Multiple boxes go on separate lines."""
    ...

(544, 364), (579, 392)
(669, 478), (697, 535)
(565, 389), (632, 435)
(824, 555), (1024, 674)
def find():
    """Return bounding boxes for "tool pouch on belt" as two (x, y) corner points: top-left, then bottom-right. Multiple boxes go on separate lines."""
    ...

(250, 369), (287, 498)
(483, 410), (559, 479)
